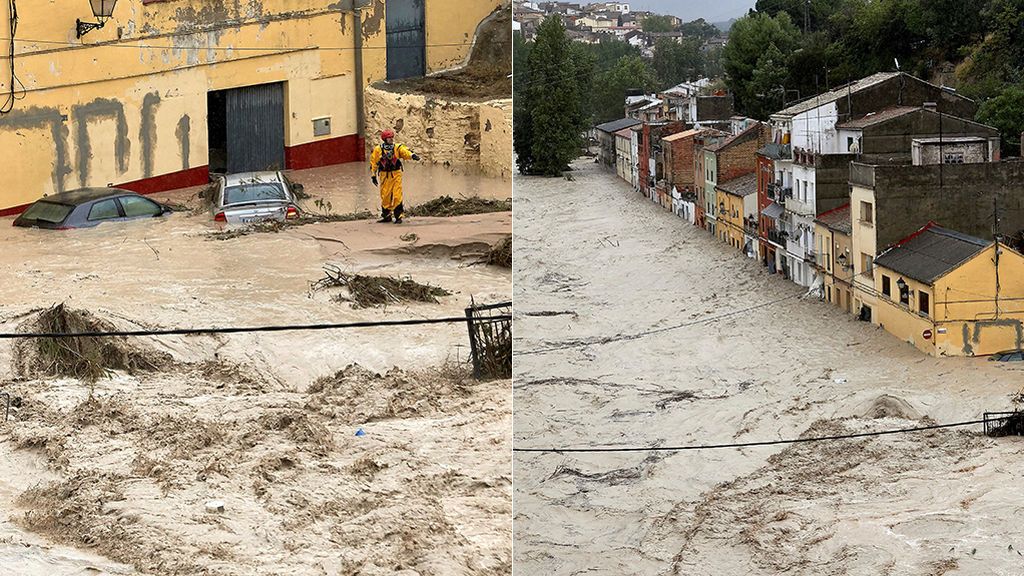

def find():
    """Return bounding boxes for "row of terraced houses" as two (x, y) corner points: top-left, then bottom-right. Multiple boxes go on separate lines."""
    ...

(596, 72), (1024, 358)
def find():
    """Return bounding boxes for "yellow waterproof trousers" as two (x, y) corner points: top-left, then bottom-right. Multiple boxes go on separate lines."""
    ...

(379, 170), (403, 212)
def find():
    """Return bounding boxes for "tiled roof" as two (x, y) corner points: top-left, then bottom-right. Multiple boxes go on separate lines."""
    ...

(662, 129), (701, 142)
(835, 106), (918, 129)
(705, 122), (762, 152)
(595, 118), (641, 133)
(773, 72), (900, 118)
(814, 203), (851, 233)
(874, 223), (989, 284)
(716, 173), (758, 197)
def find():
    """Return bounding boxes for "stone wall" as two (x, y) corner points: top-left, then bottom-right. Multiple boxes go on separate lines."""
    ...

(365, 86), (512, 179)
(870, 161), (1024, 248)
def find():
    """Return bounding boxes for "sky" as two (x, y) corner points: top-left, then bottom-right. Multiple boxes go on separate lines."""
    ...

(578, 0), (756, 24)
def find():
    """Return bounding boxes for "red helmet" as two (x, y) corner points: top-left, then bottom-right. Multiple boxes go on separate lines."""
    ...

(381, 129), (395, 140)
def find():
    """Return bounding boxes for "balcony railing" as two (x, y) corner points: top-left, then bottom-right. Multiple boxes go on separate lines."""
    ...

(767, 229), (786, 245)
(761, 143), (793, 160)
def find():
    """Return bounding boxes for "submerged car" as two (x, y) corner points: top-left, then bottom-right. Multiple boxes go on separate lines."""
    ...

(990, 350), (1024, 362)
(13, 188), (172, 229)
(212, 171), (303, 224)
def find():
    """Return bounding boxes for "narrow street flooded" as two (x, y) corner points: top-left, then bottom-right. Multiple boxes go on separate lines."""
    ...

(513, 160), (1024, 575)
(0, 163), (511, 575)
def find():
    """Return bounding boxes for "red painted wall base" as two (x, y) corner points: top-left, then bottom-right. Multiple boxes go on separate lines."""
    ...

(285, 134), (361, 170)
(2, 134), (363, 217)
(118, 166), (211, 195)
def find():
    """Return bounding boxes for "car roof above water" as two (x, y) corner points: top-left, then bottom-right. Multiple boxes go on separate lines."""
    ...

(40, 187), (136, 206)
(220, 171), (284, 187)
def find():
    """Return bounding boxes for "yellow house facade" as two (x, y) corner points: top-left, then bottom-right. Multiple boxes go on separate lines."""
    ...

(872, 223), (1024, 356)
(1, 0), (502, 213)
(814, 203), (854, 314)
(850, 182), (879, 321)
(714, 172), (756, 253)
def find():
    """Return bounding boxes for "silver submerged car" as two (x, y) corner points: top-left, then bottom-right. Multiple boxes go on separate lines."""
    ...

(212, 171), (303, 224)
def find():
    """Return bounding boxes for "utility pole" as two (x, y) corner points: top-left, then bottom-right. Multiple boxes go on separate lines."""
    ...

(804, 0), (810, 33)
(995, 195), (1002, 317)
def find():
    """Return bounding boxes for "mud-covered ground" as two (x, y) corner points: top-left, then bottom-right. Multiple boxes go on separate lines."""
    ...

(376, 5), (511, 100)
(0, 162), (511, 575)
(513, 159), (1024, 575)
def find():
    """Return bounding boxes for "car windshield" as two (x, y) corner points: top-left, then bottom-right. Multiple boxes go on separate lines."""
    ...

(223, 183), (286, 205)
(21, 201), (73, 224)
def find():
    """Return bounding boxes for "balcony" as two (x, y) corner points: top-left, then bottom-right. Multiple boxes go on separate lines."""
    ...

(760, 143), (793, 160)
(785, 195), (815, 218)
(767, 229), (786, 245)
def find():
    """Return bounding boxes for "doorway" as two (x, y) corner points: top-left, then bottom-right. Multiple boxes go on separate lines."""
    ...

(207, 82), (285, 175)
(386, 0), (426, 80)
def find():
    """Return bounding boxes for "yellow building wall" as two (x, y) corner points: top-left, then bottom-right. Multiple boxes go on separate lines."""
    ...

(933, 244), (1024, 356)
(815, 223), (854, 314)
(723, 193), (745, 250)
(425, 0), (506, 73)
(873, 269), (937, 354)
(873, 244), (1024, 356)
(3, 0), (496, 211)
(850, 184), (878, 319)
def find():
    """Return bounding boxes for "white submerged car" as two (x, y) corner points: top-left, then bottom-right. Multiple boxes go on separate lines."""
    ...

(212, 171), (303, 224)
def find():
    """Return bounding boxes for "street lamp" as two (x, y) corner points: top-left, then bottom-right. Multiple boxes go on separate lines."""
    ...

(77, 0), (118, 39)
(896, 277), (907, 292)
(837, 252), (853, 271)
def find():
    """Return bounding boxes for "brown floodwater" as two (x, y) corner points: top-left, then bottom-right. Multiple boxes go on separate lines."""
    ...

(0, 164), (511, 574)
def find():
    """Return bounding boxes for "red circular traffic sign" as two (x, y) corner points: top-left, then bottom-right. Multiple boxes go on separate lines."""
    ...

(923, 329), (933, 340)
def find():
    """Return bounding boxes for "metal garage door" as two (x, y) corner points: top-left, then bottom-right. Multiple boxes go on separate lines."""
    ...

(386, 0), (426, 80)
(225, 82), (285, 173)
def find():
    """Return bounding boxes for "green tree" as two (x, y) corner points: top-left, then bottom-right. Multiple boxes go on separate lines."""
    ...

(513, 32), (535, 173)
(577, 37), (641, 71)
(749, 42), (790, 119)
(642, 15), (675, 33)
(976, 84), (1024, 157)
(592, 55), (659, 123)
(957, 0), (1024, 101)
(652, 37), (704, 88)
(723, 12), (800, 116)
(516, 16), (589, 175)
(677, 18), (720, 41)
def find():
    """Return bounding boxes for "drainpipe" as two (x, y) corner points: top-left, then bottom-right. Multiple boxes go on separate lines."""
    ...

(354, 1), (367, 161)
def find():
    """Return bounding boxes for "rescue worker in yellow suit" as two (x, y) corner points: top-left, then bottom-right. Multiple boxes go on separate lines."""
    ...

(370, 128), (420, 224)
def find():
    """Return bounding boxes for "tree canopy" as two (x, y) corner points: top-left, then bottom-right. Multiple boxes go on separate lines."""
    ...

(514, 17), (592, 175)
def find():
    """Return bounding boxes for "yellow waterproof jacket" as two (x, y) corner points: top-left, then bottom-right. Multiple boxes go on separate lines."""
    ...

(370, 143), (414, 177)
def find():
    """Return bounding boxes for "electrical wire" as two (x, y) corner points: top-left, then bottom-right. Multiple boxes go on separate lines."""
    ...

(0, 0), (25, 114)
(3, 36), (475, 53)
(0, 314), (511, 340)
(512, 417), (991, 453)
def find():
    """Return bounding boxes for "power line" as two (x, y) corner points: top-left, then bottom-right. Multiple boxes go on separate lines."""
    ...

(512, 417), (990, 453)
(516, 292), (803, 355)
(2, 36), (475, 52)
(0, 315), (511, 340)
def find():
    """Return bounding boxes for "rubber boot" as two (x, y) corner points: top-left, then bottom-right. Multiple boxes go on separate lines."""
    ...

(393, 203), (404, 224)
(378, 208), (392, 223)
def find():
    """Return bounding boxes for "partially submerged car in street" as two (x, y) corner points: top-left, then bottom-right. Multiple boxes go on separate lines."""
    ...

(13, 188), (172, 229)
(990, 350), (1024, 362)
(211, 171), (303, 224)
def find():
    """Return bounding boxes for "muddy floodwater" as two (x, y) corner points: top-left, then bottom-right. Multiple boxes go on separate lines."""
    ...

(0, 163), (511, 575)
(513, 159), (1024, 575)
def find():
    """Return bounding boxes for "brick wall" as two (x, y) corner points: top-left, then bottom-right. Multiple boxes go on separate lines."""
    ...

(665, 134), (696, 192)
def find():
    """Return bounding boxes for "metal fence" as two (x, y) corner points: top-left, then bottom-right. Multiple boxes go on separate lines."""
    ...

(983, 411), (1024, 436)
(465, 301), (512, 379)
